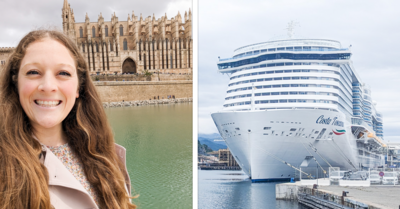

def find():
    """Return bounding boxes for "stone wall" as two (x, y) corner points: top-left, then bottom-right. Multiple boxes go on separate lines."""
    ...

(91, 73), (192, 81)
(94, 80), (192, 102)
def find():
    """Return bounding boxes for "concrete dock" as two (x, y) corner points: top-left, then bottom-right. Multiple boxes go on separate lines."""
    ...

(276, 182), (400, 209)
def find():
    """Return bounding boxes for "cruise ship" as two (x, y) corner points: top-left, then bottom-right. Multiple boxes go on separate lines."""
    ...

(211, 38), (385, 182)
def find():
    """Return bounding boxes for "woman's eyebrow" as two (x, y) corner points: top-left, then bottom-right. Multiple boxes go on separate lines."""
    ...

(20, 62), (41, 70)
(56, 63), (76, 70)
(20, 63), (75, 70)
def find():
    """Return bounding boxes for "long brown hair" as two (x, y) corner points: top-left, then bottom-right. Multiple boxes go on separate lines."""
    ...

(0, 30), (136, 209)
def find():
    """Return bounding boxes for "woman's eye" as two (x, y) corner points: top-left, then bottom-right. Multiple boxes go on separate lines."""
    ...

(59, 71), (71, 76)
(27, 70), (39, 75)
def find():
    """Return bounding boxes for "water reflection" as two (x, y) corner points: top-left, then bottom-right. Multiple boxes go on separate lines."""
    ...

(199, 170), (305, 209)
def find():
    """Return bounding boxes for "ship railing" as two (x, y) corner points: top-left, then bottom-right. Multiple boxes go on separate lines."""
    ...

(219, 48), (350, 62)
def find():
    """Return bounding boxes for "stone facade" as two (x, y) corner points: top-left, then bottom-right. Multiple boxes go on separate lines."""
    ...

(62, 0), (193, 75)
(0, 47), (14, 71)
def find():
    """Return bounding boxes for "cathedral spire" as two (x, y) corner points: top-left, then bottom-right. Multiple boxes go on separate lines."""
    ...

(63, 0), (68, 9)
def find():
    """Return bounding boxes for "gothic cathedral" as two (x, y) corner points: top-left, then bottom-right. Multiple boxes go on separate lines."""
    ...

(62, 0), (192, 74)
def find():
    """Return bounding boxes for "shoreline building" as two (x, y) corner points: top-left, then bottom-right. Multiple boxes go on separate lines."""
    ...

(0, 47), (14, 71)
(62, 0), (192, 74)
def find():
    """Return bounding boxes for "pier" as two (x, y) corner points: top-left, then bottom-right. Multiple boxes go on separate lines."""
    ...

(276, 181), (400, 209)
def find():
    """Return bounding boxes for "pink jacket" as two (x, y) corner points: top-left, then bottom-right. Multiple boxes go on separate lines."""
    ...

(39, 143), (131, 209)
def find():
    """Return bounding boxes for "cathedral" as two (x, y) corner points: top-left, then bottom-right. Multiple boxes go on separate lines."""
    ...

(62, 0), (192, 74)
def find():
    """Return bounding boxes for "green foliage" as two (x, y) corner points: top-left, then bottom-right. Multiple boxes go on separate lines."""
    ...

(198, 140), (213, 154)
(95, 76), (100, 81)
(144, 70), (153, 77)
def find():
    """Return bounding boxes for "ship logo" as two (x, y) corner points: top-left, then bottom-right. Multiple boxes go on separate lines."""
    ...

(333, 129), (346, 135)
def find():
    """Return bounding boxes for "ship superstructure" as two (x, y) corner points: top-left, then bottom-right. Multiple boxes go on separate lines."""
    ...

(212, 39), (385, 181)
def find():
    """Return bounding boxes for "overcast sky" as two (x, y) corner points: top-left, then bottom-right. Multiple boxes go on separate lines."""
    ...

(0, 0), (191, 47)
(199, 0), (400, 142)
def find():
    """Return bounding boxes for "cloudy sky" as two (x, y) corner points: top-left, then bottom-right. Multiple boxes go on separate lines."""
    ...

(198, 0), (400, 142)
(0, 0), (191, 47)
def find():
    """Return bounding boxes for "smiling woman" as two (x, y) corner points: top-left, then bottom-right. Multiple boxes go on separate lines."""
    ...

(0, 30), (137, 209)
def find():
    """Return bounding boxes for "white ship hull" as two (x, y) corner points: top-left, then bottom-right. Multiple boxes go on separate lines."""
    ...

(212, 109), (382, 182)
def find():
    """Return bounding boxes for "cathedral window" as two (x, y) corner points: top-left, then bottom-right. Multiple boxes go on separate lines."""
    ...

(82, 43), (85, 52)
(96, 42), (99, 52)
(119, 25), (123, 36)
(105, 25), (108, 37)
(79, 27), (83, 38)
(123, 39), (128, 50)
(92, 26), (95, 37)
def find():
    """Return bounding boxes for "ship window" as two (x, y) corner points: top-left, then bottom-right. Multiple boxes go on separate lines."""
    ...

(290, 92), (298, 95)
(264, 127), (271, 130)
(266, 71), (273, 74)
(235, 128), (240, 130)
(250, 79), (256, 82)
(290, 128), (296, 131)
(270, 100), (278, 103)
(279, 100), (287, 103)
(257, 79), (264, 82)
(261, 100), (268, 104)
(291, 84), (299, 87)
(265, 78), (273, 81)
(272, 85), (281, 88)
(259, 72), (265, 75)
(283, 77), (291, 80)
(255, 93), (261, 96)
(289, 99), (296, 103)
(271, 121), (274, 123)
(277, 47), (285, 51)
(263, 85), (271, 88)
(263, 133), (268, 135)
(329, 132), (333, 135)
(225, 130), (228, 133)
(282, 84), (289, 87)
(262, 93), (270, 96)
(274, 77), (282, 80)
(275, 70), (283, 73)
(315, 131), (319, 134)
(284, 70), (292, 73)
(252, 73), (257, 75)
(272, 92), (279, 95)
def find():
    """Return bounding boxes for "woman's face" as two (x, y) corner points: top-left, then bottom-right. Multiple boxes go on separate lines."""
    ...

(18, 38), (79, 130)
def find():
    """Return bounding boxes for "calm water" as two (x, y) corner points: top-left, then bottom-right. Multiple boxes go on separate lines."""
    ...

(199, 170), (307, 209)
(105, 103), (192, 209)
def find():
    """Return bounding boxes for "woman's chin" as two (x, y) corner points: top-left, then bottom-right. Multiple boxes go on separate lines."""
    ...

(33, 119), (62, 130)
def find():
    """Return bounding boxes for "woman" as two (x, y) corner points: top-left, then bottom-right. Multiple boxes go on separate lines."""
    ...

(0, 30), (136, 208)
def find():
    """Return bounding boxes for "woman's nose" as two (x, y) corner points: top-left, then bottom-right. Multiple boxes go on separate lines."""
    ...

(38, 72), (57, 92)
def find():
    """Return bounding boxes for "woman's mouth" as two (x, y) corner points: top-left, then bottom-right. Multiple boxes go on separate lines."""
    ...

(35, 100), (62, 107)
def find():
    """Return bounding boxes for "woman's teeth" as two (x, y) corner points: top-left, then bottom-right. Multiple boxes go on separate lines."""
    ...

(35, 100), (61, 107)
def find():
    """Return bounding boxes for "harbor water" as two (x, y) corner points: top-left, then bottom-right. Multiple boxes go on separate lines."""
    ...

(105, 103), (192, 209)
(198, 170), (307, 209)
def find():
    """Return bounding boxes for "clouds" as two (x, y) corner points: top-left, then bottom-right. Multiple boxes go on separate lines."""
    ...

(198, 0), (400, 141)
(0, 0), (191, 46)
